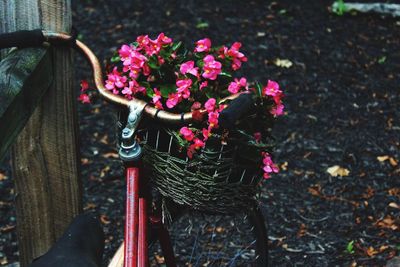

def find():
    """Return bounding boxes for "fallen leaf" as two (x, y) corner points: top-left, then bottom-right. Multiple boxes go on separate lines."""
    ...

(84, 203), (97, 210)
(297, 223), (307, 237)
(377, 155), (398, 166)
(154, 254), (165, 264)
(0, 257), (8, 265)
(100, 214), (111, 225)
(375, 216), (399, 231)
(377, 155), (390, 162)
(273, 58), (293, 68)
(366, 246), (379, 257)
(0, 224), (15, 233)
(389, 157), (398, 167)
(327, 165), (350, 177)
(280, 162), (288, 171)
(81, 158), (90, 165)
(0, 172), (7, 181)
(308, 184), (322, 197)
(102, 152), (119, 159)
(388, 188), (400, 197)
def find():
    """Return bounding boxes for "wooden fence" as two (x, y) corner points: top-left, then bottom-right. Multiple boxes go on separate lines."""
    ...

(0, 1), (82, 266)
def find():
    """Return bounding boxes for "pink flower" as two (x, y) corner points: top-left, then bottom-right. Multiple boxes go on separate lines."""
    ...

(105, 67), (127, 91)
(204, 98), (216, 112)
(228, 77), (247, 94)
(208, 111), (219, 128)
(192, 138), (205, 149)
(194, 38), (211, 53)
(180, 127), (194, 141)
(263, 80), (281, 97)
(152, 88), (163, 109)
(156, 33), (172, 45)
(226, 42), (247, 70)
(202, 128), (210, 141)
(271, 103), (285, 116)
(254, 132), (262, 142)
(199, 81), (208, 90)
(142, 63), (151, 76)
(80, 80), (89, 92)
(78, 93), (90, 104)
(166, 93), (180, 109)
(262, 152), (279, 179)
(176, 78), (192, 99)
(202, 55), (222, 80)
(122, 81), (134, 97)
(180, 61), (199, 77)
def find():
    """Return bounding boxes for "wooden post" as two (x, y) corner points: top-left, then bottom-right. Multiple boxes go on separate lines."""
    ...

(0, 1), (82, 266)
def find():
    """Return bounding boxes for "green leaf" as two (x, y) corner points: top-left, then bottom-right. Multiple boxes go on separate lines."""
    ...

(196, 59), (204, 68)
(111, 55), (120, 63)
(346, 240), (355, 254)
(220, 72), (232, 78)
(378, 56), (386, 64)
(196, 22), (209, 29)
(147, 55), (160, 69)
(333, 0), (347, 16)
(159, 85), (176, 98)
(172, 41), (182, 51)
(255, 82), (263, 97)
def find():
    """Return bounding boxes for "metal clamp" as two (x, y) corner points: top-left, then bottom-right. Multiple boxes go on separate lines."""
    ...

(119, 102), (146, 162)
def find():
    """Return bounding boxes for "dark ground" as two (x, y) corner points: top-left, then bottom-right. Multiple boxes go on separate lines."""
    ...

(1, 0), (400, 266)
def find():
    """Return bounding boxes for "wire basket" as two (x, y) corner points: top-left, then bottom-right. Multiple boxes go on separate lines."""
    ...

(137, 124), (263, 214)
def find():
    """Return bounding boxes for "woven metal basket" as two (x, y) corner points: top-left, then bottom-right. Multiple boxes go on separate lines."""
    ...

(137, 125), (263, 214)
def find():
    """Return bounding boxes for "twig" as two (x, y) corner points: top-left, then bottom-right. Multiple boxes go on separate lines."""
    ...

(294, 209), (330, 222)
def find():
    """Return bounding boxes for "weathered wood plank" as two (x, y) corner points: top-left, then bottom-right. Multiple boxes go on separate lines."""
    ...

(0, 0), (82, 266)
(0, 48), (52, 162)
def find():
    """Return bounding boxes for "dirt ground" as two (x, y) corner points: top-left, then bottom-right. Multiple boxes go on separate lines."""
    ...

(1, 0), (399, 266)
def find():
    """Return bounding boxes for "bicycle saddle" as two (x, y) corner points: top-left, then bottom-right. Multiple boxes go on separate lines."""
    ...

(28, 212), (104, 267)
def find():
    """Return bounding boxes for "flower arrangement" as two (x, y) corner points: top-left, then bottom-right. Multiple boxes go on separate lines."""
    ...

(79, 33), (284, 179)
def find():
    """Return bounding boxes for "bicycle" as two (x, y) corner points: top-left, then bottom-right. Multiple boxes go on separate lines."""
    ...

(0, 29), (269, 267)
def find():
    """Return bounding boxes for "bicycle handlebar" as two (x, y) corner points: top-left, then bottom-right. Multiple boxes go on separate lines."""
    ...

(0, 30), (252, 125)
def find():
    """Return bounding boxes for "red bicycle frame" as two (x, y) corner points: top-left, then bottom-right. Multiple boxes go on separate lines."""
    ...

(124, 165), (177, 267)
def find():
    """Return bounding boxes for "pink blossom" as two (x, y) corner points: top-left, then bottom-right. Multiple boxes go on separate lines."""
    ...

(142, 63), (151, 76)
(226, 42), (247, 70)
(187, 145), (196, 159)
(122, 81), (134, 97)
(180, 61), (199, 77)
(155, 33), (172, 45)
(262, 152), (279, 179)
(166, 93), (180, 109)
(254, 132), (262, 142)
(208, 111), (219, 128)
(176, 78), (192, 99)
(202, 128), (210, 141)
(105, 67), (127, 91)
(228, 77), (247, 94)
(199, 81), (208, 90)
(180, 127), (194, 141)
(219, 42), (247, 70)
(194, 38), (211, 53)
(202, 55), (222, 80)
(192, 138), (205, 149)
(271, 103), (285, 116)
(204, 98), (216, 112)
(191, 102), (202, 110)
(152, 88), (163, 109)
(80, 80), (89, 92)
(78, 93), (90, 104)
(263, 80), (281, 97)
